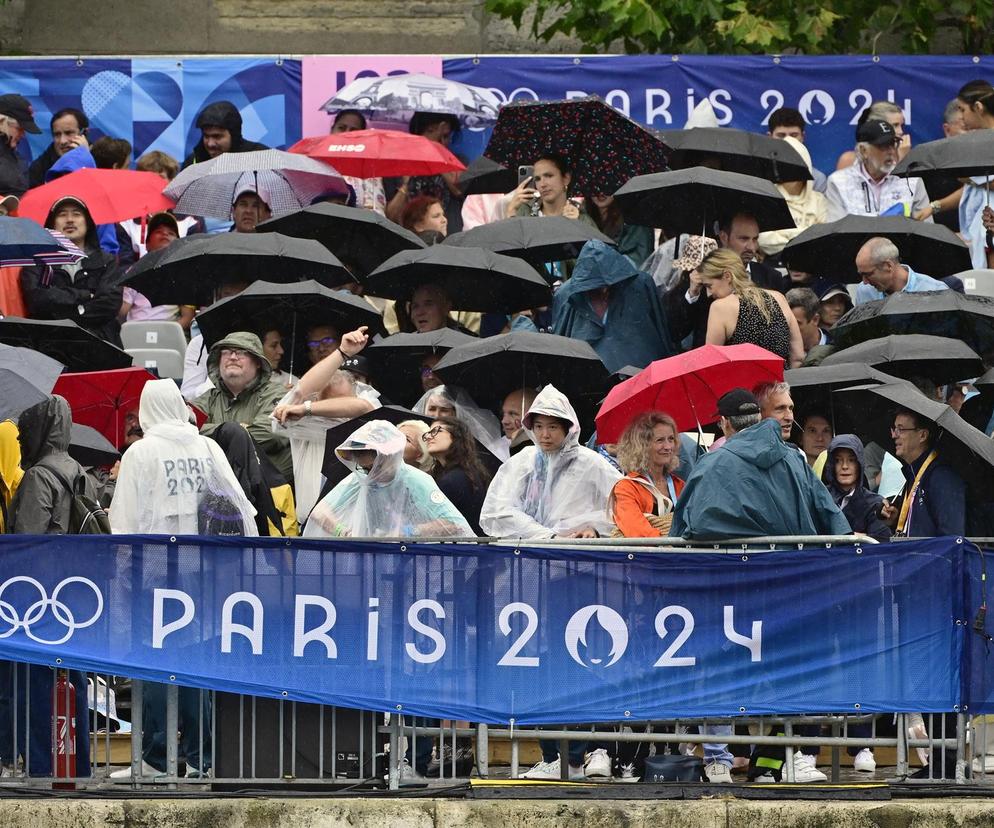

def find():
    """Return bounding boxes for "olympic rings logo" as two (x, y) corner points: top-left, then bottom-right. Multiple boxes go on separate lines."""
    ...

(0, 577), (103, 646)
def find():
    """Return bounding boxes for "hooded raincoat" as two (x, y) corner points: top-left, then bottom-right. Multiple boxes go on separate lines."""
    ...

(193, 332), (292, 482)
(9, 395), (90, 534)
(109, 380), (257, 535)
(671, 417), (851, 540)
(822, 434), (892, 543)
(304, 420), (473, 538)
(182, 101), (269, 168)
(0, 421), (23, 532)
(479, 385), (622, 538)
(757, 137), (829, 257)
(413, 384), (505, 461)
(551, 240), (672, 373)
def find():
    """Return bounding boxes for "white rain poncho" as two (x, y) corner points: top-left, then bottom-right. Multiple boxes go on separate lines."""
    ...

(271, 382), (381, 521)
(303, 419), (474, 539)
(110, 379), (258, 536)
(479, 384), (621, 538)
(413, 384), (507, 461)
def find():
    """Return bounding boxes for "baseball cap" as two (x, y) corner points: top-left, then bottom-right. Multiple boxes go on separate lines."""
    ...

(716, 388), (760, 418)
(340, 355), (370, 378)
(146, 211), (180, 236)
(856, 119), (898, 147)
(0, 94), (40, 134)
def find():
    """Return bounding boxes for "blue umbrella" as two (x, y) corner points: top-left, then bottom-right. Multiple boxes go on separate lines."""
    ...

(0, 216), (85, 267)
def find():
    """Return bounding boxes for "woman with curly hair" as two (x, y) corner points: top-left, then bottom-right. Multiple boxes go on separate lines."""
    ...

(697, 248), (803, 367)
(610, 411), (683, 538)
(423, 415), (491, 535)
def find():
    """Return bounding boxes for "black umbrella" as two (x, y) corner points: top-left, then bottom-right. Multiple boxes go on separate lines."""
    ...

(318, 405), (501, 495)
(0, 317), (132, 371)
(362, 246), (552, 313)
(892, 129), (994, 182)
(431, 331), (610, 410)
(443, 217), (615, 269)
(483, 96), (670, 196)
(69, 423), (120, 467)
(833, 381), (994, 491)
(781, 215), (971, 281)
(0, 343), (64, 422)
(613, 167), (795, 234)
(365, 329), (477, 408)
(820, 334), (984, 385)
(831, 290), (994, 357)
(256, 203), (425, 278)
(459, 156), (517, 196)
(196, 280), (384, 356)
(123, 233), (354, 307)
(784, 363), (892, 429)
(656, 127), (811, 183)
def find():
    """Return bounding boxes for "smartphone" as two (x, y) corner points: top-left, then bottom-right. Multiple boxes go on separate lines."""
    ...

(517, 165), (534, 186)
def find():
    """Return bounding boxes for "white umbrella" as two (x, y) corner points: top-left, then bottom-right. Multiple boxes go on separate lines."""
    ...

(163, 149), (348, 220)
(320, 72), (501, 127)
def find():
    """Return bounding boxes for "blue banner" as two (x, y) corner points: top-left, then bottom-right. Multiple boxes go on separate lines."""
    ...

(0, 57), (302, 170)
(443, 55), (994, 177)
(0, 536), (979, 724)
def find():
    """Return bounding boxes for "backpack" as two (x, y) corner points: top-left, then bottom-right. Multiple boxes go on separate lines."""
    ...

(39, 461), (111, 535)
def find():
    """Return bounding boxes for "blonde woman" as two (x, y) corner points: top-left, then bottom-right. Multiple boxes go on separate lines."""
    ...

(697, 249), (804, 367)
(398, 419), (435, 473)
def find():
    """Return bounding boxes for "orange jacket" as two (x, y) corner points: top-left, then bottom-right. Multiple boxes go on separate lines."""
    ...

(611, 472), (685, 538)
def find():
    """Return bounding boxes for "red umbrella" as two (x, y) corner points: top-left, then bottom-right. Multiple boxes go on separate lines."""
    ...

(53, 367), (158, 450)
(18, 168), (174, 225)
(289, 129), (465, 178)
(595, 344), (785, 443)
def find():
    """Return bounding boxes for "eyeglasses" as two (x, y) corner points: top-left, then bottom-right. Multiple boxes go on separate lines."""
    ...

(220, 348), (250, 360)
(420, 366), (436, 377)
(421, 426), (449, 442)
(890, 425), (922, 435)
(307, 336), (338, 350)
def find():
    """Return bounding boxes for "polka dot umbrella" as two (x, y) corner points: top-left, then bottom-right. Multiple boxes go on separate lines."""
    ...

(482, 96), (671, 197)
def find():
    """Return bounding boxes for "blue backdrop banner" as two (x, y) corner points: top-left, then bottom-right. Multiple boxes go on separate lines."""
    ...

(443, 55), (994, 176)
(0, 536), (978, 724)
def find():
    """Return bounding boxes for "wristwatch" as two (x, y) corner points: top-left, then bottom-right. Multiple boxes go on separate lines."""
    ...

(303, 400), (312, 416)
(930, 200), (942, 214)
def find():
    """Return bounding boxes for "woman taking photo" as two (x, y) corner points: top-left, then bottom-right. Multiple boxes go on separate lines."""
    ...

(697, 249), (804, 368)
(423, 416), (491, 535)
(610, 411), (683, 538)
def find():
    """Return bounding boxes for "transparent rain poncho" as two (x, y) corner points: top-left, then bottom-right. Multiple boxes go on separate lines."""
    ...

(110, 379), (258, 536)
(271, 381), (382, 521)
(479, 384), (622, 539)
(413, 384), (507, 461)
(303, 419), (474, 539)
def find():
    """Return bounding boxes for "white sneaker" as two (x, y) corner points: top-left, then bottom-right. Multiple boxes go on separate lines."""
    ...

(791, 751), (827, 782)
(853, 748), (876, 773)
(705, 761), (732, 783)
(397, 759), (424, 785)
(616, 762), (640, 782)
(972, 754), (994, 774)
(752, 772), (776, 783)
(109, 760), (162, 779)
(583, 748), (611, 778)
(520, 757), (584, 780)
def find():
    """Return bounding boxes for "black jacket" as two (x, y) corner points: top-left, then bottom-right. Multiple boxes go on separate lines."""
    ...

(0, 139), (27, 198)
(181, 101), (269, 169)
(27, 143), (60, 189)
(20, 250), (124, 346)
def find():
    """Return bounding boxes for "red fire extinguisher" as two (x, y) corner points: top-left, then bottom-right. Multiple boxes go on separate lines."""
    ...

(52, 670), (76, 790)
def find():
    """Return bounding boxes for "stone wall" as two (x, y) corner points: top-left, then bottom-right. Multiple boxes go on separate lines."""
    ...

(3, 0), (582, 56)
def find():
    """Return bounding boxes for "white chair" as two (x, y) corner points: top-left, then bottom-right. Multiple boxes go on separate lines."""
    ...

(957, 269), (994, 298)
(126, 348), (184, 380)
(121, 321), (187, 359)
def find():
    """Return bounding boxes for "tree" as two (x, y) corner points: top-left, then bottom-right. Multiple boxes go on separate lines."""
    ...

(484, 0), (994, 54)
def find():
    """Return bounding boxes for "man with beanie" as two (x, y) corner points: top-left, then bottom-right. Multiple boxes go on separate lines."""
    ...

(0, 93), (41, 197)
(182, 100), (268, 169)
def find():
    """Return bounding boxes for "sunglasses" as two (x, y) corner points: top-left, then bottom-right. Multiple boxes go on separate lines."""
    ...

(307, 336), (338, 350)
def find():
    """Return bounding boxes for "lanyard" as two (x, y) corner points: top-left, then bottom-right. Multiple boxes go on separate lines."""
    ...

(896, 450), (938, 535)
(664, 474), (678, 506)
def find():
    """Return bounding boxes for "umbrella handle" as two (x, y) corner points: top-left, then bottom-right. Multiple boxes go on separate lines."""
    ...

(288, 312), (297, 380)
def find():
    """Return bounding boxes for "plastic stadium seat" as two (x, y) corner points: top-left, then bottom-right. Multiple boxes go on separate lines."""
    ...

(125, 348), (184, 380)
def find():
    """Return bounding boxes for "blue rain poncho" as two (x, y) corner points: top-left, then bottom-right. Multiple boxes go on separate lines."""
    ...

(303, 419), (474, 539)
(479, 384), (621, 538)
